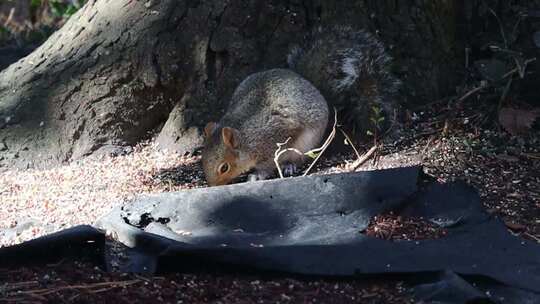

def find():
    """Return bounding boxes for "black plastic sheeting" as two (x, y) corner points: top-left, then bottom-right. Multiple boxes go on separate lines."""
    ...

(2, 166), (540, 303)
(0, 225), (104, 268)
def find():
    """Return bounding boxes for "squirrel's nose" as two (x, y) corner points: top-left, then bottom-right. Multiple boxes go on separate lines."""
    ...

(206, 176), (224, 187)
(213, 180), (228, 186)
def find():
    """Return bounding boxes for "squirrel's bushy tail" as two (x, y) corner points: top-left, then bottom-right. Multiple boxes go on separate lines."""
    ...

(288, 26), (401, 138)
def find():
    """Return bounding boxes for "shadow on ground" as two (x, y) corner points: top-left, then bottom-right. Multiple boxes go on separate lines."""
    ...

(149, 158), (206, 189)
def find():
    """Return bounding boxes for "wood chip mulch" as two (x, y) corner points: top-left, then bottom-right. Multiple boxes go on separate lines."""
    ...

(1, 99), (538, 303)
(363, 214), (448, 241)
(0, 260), (413, 304)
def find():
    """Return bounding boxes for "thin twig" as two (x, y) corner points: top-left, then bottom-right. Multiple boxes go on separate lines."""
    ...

(351, 145), (379, 172)
(524, 232), (540, 243)
(498, 77), (513, 112)
(276, 149), (304, 178)
(488, 8), (508, 48)
(380, 108), (400, 140)
(502, 58), (536, 79)
(274, 137), (303, 178)
(20, 292), (48, 302)
(520, 152), (540, 160)
(338, 128), (361, 159)
(465, 47), (470, 68)
(421, 136), (435, 155)
(510, 13), (524, 45)
(16, 280), (141, 296)
(274, 138), (291, 178)
(68, 293), (81, 302)
(457, 84), (486, 103)
(457, 57), (535, 109)
(46, 258), (67, 267)
(4, 8), (15, 28)
(2, 281), (39, 291)
(274, 108), (339, 178)
(302, 108), (338, 176)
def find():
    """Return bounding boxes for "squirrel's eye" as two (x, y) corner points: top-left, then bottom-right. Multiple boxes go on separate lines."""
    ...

(218, 163), (230, 174)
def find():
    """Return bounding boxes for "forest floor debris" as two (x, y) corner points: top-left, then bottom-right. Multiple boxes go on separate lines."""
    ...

(1, 101), (539, 246)
(0, 100), (538, 303)
(0, 143), (205, 247)
(0, 259), (412, 303)
(363, 213), (448, 241)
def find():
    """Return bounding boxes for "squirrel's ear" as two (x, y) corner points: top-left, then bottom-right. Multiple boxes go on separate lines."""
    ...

(204, 122), (217, 138)
(222, 127), (240, 149)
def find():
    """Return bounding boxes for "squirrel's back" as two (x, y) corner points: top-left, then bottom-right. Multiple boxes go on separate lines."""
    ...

(222, 69), (327, 133)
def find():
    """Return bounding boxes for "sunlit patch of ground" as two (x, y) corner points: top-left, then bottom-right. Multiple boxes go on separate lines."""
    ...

(0, 142), (205, 247)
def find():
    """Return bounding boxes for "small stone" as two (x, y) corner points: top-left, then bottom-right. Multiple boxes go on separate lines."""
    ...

(0, 142), (7, 151)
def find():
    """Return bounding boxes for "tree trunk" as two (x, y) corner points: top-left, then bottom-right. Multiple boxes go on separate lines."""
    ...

(0, 0), (537, 169)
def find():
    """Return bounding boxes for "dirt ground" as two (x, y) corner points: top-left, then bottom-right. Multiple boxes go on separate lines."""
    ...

(0, 259), (415, 303)
(1, 2), (539, 302)
(1, 98), (538, 303)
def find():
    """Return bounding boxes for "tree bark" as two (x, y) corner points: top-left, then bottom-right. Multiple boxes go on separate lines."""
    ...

(0, 0), (537, 169)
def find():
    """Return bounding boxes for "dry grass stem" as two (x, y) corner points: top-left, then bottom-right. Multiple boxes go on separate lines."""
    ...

(351, 145), (379, 172)
(302, 108), (338, 176)
(273, 137), (304, 178)
(338, 128), (361, 159)
(273, 108), (338, 178)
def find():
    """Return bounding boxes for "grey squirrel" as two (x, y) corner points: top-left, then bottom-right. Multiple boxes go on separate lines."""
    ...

(202, 26), (401, 186)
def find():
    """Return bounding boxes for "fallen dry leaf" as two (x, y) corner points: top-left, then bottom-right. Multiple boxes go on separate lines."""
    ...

(504, 220), (527, 232)
(495, 154), (519, 162)
(499, 107), (540, 135)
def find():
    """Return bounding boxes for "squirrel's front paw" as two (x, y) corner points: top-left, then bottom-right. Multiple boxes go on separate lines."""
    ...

(281, 163), (297, 177)
(248, 171), (271, 182)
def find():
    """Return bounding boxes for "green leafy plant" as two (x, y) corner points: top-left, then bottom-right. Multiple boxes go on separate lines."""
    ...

(29, 0), (86, 20)
(49, 0), (83, 18)
(1, 1), (87, 49)
(366, 105), (385, 139)
(305, 150), (320, 159)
